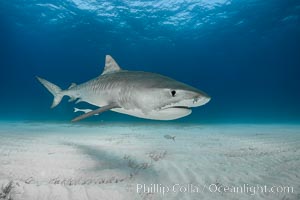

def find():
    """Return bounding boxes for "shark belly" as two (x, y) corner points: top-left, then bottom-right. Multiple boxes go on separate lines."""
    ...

(111, 107), (192, 120)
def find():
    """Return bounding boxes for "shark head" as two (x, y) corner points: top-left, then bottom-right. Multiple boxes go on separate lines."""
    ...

(126, 73), (210, 120)
(160, 87), (210, 110)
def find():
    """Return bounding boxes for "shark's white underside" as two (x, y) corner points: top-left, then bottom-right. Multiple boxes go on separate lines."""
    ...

(112, 107), (192, 120)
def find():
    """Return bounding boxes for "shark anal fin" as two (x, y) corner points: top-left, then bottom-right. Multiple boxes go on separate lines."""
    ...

(71, 103), (119, 122)
(68, 97), (77, 102)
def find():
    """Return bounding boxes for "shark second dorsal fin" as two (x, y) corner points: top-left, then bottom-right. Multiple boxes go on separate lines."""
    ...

(68, 83), (77, 89)
(101, 55), (122, 75)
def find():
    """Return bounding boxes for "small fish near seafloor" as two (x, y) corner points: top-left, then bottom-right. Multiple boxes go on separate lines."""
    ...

(37, 55), (210, 122)
(164, 135), (176, 141)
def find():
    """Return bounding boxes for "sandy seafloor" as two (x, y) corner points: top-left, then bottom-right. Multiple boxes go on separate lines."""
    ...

(0, 121), (299, 200)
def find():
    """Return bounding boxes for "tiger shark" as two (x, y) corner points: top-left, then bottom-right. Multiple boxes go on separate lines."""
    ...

(37, 55), (210, 122)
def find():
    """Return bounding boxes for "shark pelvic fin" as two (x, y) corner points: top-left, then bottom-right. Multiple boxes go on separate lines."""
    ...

(71, 103), (119, 122)
(101, 55), (122, 75)
(75, 98), (83, 104)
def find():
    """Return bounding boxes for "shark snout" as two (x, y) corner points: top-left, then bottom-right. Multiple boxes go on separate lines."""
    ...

(193, 94), (211, 106)
(202, 96), (211, 104)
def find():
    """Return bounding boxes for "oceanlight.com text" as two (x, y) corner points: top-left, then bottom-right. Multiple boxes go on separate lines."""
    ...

(136, 183), (294, 196)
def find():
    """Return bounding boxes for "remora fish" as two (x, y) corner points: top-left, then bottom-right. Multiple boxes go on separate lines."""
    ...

(74, 108), (99, 115)
(37, 55), (210, 122)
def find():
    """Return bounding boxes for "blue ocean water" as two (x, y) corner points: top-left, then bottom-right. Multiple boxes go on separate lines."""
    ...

(0, 0), (299, 123)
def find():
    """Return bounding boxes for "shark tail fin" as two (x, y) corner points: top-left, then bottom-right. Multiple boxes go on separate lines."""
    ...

(36, 76), (64, 108)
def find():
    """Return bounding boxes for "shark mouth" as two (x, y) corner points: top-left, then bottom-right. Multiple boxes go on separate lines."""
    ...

(154, 105), (192, 120)
(168, 106), (190, 109)
(162, 106), (191, 111)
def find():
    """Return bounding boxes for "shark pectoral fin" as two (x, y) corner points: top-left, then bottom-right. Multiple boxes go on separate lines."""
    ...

(71, 103), (119, 122)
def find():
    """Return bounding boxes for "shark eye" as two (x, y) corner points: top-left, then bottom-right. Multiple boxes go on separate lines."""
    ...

(171, 90), (176, 97)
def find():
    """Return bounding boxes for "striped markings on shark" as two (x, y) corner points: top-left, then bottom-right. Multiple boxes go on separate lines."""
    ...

(37, 55), (210, 122)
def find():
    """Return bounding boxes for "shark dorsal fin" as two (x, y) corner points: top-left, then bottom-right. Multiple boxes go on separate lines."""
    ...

(101, 55), (122, 75)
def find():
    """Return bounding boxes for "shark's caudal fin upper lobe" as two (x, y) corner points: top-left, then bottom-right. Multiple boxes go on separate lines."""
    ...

(36, 76), (64, 108)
